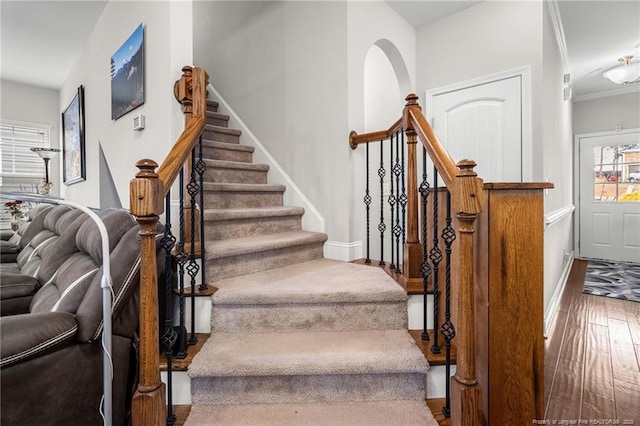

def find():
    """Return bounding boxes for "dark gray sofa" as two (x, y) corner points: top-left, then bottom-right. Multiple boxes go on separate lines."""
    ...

(0, 207), (157, 426)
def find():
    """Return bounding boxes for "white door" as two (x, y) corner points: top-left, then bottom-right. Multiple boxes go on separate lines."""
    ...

(577, 130), (640, 262)
(428, 73), (525, 182)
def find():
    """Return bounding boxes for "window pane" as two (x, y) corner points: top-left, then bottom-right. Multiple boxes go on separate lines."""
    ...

(0, 123), (50, 229)
(593, 144), (640, 202)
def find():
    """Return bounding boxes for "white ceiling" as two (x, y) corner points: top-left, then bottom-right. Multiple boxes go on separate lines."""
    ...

(1, 0), (639, 99)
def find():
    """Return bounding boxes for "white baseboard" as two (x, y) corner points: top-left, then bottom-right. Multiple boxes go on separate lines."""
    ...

(544, 251), (574, 337)
(323, 241), (363, 262)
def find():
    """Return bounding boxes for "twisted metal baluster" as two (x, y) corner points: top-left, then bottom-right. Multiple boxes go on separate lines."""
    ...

(378, 141), (386, 266)
(440, 191), (457, 418)
(399, 131), (407, 272)
(419, 147), (431, 341)
(186, 148), (200, 346)
(196, 135), (208, 291)
(364, 142), (371, 264)
(174, 169), (188, 359)
(392, 130), (402, 273)
(160, 192), (177, 426)
(430, 168), (442, 355)
(388, 133), (396, 271)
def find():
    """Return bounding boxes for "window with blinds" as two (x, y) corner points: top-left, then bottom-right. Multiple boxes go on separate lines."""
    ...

(0, 122), (49, 228)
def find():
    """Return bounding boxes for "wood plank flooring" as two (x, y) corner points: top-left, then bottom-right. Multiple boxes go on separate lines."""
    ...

(544, 259), (640, 423)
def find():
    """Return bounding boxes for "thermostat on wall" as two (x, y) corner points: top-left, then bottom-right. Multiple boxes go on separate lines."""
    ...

(133, 114), (145, 131)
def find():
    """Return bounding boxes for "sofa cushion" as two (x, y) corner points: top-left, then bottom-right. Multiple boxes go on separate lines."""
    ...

(0, 274), (39, 299)
(29, 209), (138, 342)
(15, 205), (71, 270)
(19, 209), (86, 279)
(0, 241), (20, 262)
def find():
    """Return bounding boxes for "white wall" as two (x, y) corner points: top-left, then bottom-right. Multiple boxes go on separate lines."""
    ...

(1, 80), (61, 196)
(59, 1), (193, 208)
(573, 92), (640, 135)
(416, 0), (544, 181)
(542, 1), (574, 318)
(194, 1), (349, 243)
(346, 1), (416, 253)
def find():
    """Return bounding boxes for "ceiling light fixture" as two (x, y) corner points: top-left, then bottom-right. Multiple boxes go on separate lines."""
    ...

(602, 55), (640, 85)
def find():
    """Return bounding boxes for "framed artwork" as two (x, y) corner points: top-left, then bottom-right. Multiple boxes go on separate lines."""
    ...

(111, 23), (144, 120)
(62, 85), (86, 185)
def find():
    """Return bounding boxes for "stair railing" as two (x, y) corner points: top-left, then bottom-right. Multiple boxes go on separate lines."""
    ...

(129, 66), (209, 426)
(350, 93), (484, 425)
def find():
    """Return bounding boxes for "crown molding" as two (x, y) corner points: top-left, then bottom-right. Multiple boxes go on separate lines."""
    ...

(546, 0), (570, 73)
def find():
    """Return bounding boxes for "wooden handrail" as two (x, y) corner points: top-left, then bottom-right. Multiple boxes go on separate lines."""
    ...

(403, 95), (457, 188)
(129, 65), (209, 426)
(349, 93), (484, 425)
(349, 117), (402, 149)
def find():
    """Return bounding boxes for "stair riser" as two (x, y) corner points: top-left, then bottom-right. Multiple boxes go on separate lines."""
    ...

(202, 146), (253, 163)
(206, 115), (229, 127)
(206, 101), (219, 112)
(205, 243), (323, 282)
(191, 373), (427, 405)
(203, 128), (240, 144)
(204, 191), (283, 209)
(205, 168), (267, 184)
(205, 216), (302, 240)
(211, 301), (407, 332)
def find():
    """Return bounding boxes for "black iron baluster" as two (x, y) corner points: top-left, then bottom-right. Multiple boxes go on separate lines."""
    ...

(378, 141), (386, 266)
(160, 192), (177, 426)
(430, 168), (442, 355)
(420, 147), (431, 342)
(388, 133), (396, 271)
(399, 131), (407, 272)
(174, 169), (188, 359)
(393, 130), (402, 273)
(364, 142), (371, 264)
(440, 191), (457, 418)
(196, 135), (208, 292)
(186, 148), (200, 346)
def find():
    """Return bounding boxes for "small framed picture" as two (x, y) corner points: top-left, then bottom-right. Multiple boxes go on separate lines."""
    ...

(62, 85), (86, 185)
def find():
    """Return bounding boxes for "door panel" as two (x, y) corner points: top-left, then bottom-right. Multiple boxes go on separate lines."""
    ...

(431, 76), (522, 182)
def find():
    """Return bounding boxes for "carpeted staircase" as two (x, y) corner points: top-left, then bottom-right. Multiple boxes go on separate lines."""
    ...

(184, 100), (437, 425)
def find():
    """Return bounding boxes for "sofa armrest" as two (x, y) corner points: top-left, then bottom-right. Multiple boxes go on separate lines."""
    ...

(0, 311), (77, 368)
(0, 230), (15, 241)
(0, 274), (39, 299)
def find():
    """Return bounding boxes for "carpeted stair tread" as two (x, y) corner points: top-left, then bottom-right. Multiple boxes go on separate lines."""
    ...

(189, 329), (429, 378)
(202, 140), (254, 153)
(207, 111), (229, 121)
(204, 206), (304, 221)
(206, 100), (219, 110)
(185, 400), (439, 425)
(204, 124), (241, 136)
(205, 230), (327, 260)
(203, 182), (285, 192)
(205, 158), (269, 172)
(213, 258), (407, 305)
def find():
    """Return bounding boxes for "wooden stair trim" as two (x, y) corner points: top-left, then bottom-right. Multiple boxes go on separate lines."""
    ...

(160, 333), (210, 371)
(409, 329), (457, 366)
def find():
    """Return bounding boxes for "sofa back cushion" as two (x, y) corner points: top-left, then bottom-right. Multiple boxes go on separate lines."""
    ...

(30, 209), (139, 342)
(20, 209), (86, 279)
(15, 205), (71, 270)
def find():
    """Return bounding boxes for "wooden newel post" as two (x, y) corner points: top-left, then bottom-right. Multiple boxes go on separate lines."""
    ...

(450, 159), (484, 426)
(130, 159), (166, 426)
(402, 94), (424, 282)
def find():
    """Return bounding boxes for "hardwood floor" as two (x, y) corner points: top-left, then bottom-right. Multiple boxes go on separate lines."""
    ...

(544, 259), (640, 423)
